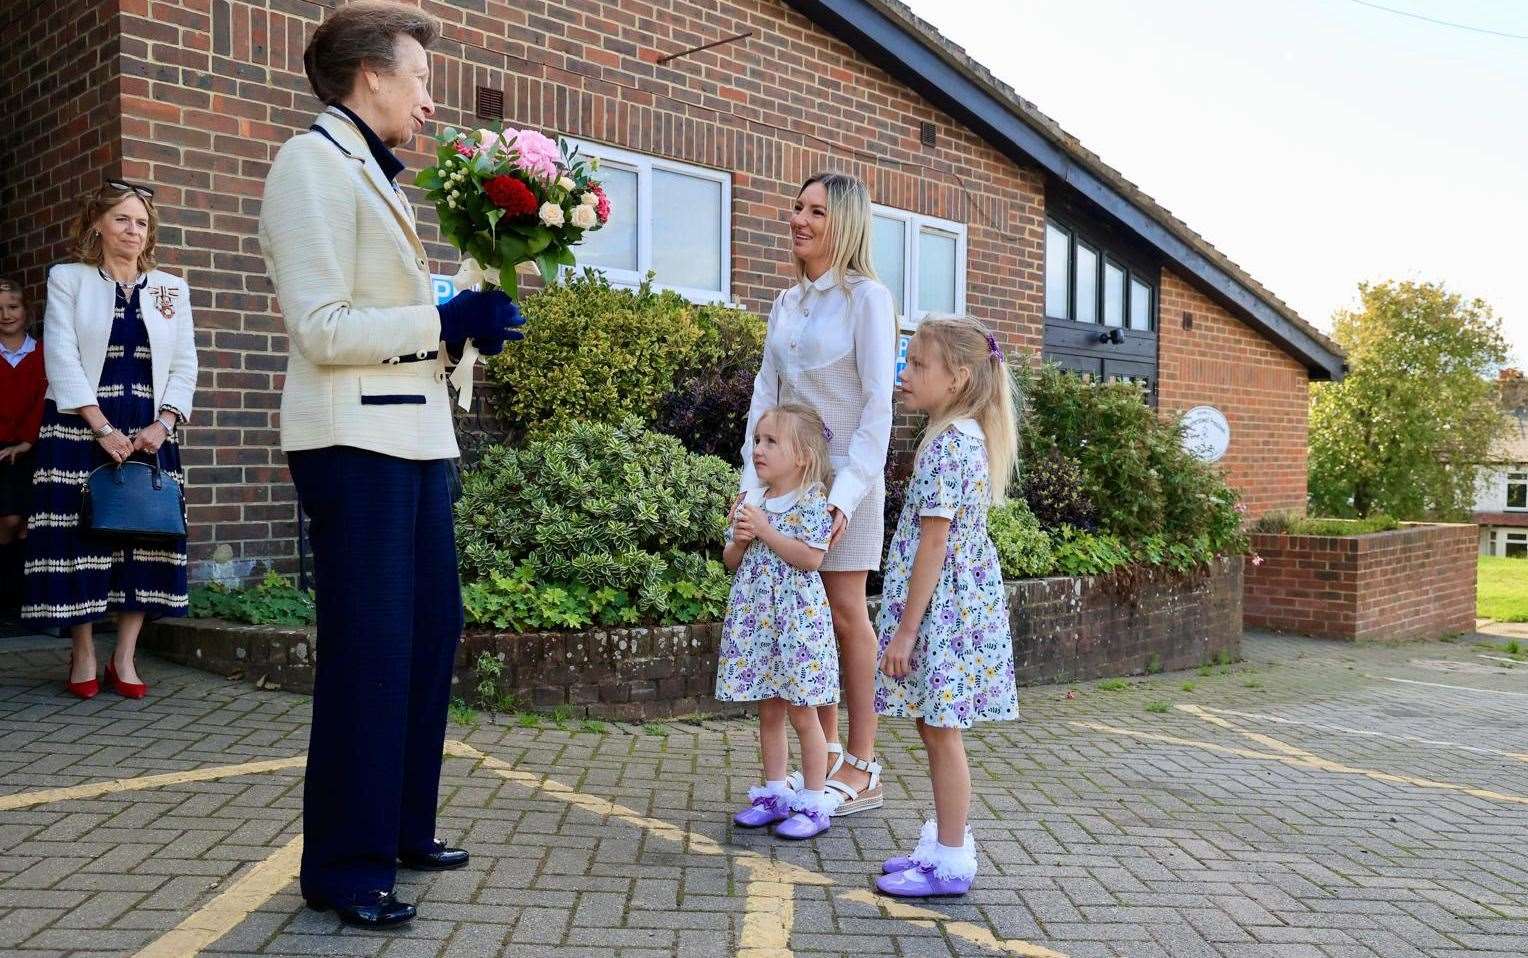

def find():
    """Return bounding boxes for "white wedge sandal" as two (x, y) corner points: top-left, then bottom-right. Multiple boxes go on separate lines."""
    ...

(824, 751), (883, 816)
(786, 741), (843, 792)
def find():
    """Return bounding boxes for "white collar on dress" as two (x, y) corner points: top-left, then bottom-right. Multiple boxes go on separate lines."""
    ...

(952, 417), (985, 441)
(745, 486), (806, 513)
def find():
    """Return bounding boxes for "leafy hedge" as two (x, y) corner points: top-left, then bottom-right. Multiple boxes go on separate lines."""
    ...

(484, 271), (763, 442)
(455, 417), (737, 626)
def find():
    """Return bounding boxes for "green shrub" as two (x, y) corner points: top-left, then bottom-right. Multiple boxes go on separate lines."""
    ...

(484, 271), (763, 436)
(189, 569), (315, 626)
(455, 417), (737, 620)
(461, 559), (730, 631)
(988, 501), (1055, 579)
(1016, 358), (1247, 558)
(1049, 526), (1133, 577)
(1253, 512), (1400, 536)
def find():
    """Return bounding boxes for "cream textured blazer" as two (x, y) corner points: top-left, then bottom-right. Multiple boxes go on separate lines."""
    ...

(259, 106), (458, 460)
(43, 262), (198, 421)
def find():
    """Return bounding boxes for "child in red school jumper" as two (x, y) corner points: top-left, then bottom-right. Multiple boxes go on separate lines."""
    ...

(0, 278), (45, 617)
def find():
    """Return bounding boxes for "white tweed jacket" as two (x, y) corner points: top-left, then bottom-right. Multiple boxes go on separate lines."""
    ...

(43, 262), (199, 421)
(258, 106), (458, 460)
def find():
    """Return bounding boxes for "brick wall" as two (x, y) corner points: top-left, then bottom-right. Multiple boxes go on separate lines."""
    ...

(1245, 523), (1477, 642)
(101, 0), (1050, 574)
(1157, 269), (1310, 519)
(143, 555), (1243, 717)
(0, 1), (122, 297)
(7, 0), (1315, 573)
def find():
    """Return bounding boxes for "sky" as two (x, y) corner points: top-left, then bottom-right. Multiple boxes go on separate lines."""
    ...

(902, 0), (1528, 363)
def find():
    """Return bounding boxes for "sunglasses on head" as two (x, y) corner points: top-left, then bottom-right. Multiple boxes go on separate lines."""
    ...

(106, 178), (155, 200)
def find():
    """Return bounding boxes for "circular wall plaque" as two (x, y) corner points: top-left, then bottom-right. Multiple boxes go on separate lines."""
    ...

(1181, 405), (1231, 462)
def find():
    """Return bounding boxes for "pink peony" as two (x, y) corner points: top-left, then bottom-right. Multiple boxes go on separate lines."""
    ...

(502, 128), (561, 183)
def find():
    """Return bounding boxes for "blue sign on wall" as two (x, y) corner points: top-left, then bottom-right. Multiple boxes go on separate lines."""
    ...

(896, 333), (911, 382)
(432, 274), (456, 306)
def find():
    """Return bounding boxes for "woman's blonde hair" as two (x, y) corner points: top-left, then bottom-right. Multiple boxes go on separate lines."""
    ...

(74, 183), (158, 273)
(910, 317), (1020, 505)
(757, 403), (834, 493)
(792, 172), (878, 287)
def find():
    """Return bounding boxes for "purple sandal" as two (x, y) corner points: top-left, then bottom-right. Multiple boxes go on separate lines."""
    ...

(875, 864), (972, 898)
(775, 807), (830, 840)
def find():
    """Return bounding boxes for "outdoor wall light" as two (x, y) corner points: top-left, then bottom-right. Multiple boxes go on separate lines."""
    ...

(1096, 328), (1125, 345)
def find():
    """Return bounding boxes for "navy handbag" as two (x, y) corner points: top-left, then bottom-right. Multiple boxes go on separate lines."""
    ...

(81, 455), (188, 540)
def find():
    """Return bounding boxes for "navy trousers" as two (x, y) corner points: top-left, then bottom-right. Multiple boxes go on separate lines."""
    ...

(288, 446), (464, 903)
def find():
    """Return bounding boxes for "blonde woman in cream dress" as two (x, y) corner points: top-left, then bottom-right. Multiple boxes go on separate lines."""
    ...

(738, 172), (896, 815)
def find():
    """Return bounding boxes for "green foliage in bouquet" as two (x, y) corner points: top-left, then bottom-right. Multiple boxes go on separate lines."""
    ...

(189, 569), (316, 626)
(455, 418), (738, 623)
(485, 271), (764, 436)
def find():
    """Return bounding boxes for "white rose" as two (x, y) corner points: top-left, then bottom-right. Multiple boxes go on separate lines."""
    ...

(571, 203), (598, 229)
(476, 129), (501, 150)
(557, 175), (576, 192)
(580, 191), (599, 207)
(539, 202), (565, 227)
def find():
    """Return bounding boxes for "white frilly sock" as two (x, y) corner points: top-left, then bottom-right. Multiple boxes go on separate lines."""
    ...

(911, 822), (977, 880)
(749, 780), (794, 802)
(790, 788), (836, 815)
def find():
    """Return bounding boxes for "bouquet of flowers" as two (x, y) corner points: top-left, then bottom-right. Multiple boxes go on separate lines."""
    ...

(416, 125), (611, 405)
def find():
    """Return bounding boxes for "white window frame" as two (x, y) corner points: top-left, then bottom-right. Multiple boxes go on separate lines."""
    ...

(565, 139), (731, 303)
(1506, 531), (1528, 558)
(872, 204), (967, 331)
(1508, 471), (1528, 511)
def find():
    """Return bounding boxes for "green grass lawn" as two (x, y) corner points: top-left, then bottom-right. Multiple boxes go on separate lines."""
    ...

(1478, 556), (1528, 622)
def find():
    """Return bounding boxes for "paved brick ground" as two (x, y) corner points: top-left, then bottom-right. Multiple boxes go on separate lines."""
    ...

(2, 629), (1526, 957)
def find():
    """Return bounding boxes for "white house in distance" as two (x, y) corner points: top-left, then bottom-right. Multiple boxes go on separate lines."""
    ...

(1475, 407), (1528, 557)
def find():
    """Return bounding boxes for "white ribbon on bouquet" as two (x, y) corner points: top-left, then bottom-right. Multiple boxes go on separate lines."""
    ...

(445, 258), (502, 410)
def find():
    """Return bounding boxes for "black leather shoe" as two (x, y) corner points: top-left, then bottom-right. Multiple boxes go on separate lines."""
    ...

(399, 839), (469, 871)
(305, 889), (416, 928)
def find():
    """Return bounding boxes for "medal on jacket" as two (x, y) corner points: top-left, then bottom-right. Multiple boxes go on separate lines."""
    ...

(149, 285), (178, 319)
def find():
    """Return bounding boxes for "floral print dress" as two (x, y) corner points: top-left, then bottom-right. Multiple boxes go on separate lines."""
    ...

(715, 484), (839, 707)
(874, 418), (1018, 729)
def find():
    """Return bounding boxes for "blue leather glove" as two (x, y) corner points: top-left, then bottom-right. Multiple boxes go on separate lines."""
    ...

(437, 289), (526, 357)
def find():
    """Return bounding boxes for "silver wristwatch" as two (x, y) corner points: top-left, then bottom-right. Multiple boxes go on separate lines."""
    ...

(92, 423), (116, 438)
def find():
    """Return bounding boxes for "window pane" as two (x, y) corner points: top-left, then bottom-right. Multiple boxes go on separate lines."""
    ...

(1073, 242), (1098, 324)
(1045, 222), (1069, 319)
(1129, 276), (1153, 330)
(917, 228), (958, 316)
(1509, 541), (1528, 559)
(872, 215), (906, 317)
(1103, 261), (1125, 328)
(578, 164), (638, 273)
(1509, 483), (1527, 509)
(652, 169), (723, 292)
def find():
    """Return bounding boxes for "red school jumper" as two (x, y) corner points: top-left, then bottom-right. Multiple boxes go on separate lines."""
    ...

(0, 345), (46, 448)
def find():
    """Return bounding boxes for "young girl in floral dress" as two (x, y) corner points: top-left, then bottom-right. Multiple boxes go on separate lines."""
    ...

(718, 404), (839, 840)
(874, 317), (1020, 897)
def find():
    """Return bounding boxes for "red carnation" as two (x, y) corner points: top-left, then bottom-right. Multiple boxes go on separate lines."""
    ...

(591, 183), (611, 224)
(484, 175), (538, 218)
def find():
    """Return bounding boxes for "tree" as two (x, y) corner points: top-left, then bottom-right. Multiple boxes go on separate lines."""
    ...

(1309, 281), (1508, 520)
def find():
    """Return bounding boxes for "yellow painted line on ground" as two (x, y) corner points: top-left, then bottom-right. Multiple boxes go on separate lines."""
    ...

(1176, 704), (1528, 763)
(1071, 719), (1528, 806)
(0, 756), (306, 811)
(132, 835), (303, 958)
(839, 889), (1069, 957)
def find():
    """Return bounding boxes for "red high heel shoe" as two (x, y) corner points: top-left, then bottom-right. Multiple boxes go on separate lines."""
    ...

(66, 655), (99, 700)
(105, 661), (147, 699)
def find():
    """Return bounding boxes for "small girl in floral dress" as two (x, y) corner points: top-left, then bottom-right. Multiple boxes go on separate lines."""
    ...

(874, 317), (1020, 898)
(719, 404), (839, 840)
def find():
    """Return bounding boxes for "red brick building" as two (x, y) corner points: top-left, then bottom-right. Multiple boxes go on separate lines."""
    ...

(1, 0), (1344, 577)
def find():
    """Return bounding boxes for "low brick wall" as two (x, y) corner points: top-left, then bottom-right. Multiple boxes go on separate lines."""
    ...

(144, 556), (1242, 719)
(140, 617), (314, 690)
(1245, 523), (1476, 642)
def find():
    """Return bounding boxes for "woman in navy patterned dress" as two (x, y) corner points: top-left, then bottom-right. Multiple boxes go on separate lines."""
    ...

(22, 181), (198, 699)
